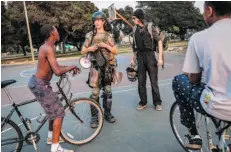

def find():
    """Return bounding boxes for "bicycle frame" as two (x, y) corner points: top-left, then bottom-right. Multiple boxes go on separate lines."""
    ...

(198, 114), (231, 152)
(1, 73), (83, 146)
(1, 88), (48, 146)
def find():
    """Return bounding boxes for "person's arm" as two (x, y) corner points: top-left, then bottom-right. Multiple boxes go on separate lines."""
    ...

(81, 46), (89, 55)
(158, 40), (163, 64)
(189, 73), (202, 84)
(59, 65), (72, 72)
(182, 37), (202, 84)
(131, 44), (137, 63)
(47, 47), (75, 76)
(129, 34), (137, 65)
(106, 37), (118, 55)
(152, 26), (163, 43)
(131, 52), (136, 61)
(152, 26), (164, 65)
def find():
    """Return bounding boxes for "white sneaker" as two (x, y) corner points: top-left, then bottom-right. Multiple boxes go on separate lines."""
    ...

(47, 137), (65, 145)
(51, 145), (74, 152)
(185, 135), (202, 150)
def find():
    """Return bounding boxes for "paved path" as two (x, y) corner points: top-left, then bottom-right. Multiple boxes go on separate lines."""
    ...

(1, 52), (189, 152)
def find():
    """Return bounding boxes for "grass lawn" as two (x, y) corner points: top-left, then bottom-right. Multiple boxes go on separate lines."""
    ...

(1, 45), (133, 65)
(168, 40), (188, 47)
(1, 41), (188, 65)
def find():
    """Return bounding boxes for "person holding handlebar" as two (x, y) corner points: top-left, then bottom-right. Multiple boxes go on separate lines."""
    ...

(27, 24), (79, 152)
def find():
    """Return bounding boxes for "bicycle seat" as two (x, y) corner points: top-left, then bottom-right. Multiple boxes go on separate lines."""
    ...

(1, 80), (17, 88)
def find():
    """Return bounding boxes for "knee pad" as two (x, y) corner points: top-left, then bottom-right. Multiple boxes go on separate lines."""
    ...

(104, 85), (112, 94)
(91, 88), (100, 99)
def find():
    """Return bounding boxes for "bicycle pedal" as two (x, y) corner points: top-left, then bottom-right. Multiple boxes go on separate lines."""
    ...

(36, 114), (46, 123)
(25, 118), (31, 124)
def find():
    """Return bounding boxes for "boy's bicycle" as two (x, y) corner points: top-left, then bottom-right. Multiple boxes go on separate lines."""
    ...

(1, 73), (104, 152)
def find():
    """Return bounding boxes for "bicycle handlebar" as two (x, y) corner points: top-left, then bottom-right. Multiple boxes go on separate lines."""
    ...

(57, 73), (67, 86)
(57, 67), (81, 85)
(56, 66), (81, 94)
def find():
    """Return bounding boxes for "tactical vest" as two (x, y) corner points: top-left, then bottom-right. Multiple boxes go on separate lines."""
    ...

(89, 32), (115, 66)
(133, 22), (168, 52)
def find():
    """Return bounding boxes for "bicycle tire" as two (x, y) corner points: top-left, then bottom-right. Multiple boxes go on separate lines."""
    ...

(170, 101), (191, 152)
(61, 98), (104, 145)
(1, 117), (24, 152)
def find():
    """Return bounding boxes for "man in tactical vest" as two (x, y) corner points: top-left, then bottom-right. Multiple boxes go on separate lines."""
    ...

(81, 11), (118, 126)
(130, 9), (164, 111)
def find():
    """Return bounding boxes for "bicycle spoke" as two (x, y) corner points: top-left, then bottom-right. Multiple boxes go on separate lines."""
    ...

(61, 98), (103, 145)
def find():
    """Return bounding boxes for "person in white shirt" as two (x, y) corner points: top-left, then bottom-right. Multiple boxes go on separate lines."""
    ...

(172, 1), (231, 150)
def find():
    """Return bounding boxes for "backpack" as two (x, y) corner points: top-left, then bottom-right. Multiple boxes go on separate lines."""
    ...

(132, 22), (168, 53)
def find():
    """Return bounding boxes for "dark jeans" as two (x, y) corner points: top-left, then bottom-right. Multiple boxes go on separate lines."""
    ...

(137, 51), (162, 106)
(172, 74), (206, 135)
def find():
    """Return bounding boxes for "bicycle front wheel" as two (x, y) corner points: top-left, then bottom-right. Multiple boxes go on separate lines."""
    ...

(61, 98), (104, 145)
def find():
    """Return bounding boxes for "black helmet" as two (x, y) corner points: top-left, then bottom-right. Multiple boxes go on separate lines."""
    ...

(92, 11), (107, 23)
(126, 65), (138, 82)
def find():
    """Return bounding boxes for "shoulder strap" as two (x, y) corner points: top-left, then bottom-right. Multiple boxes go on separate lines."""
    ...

(147, 22), (153, 40)
(133, 25), (137, 48)
(148, 22), (161, 39)
(89, 36), (94, 46)
(88, 30), (95, 46)
(87, 31), (95, 57)
(104, 32), (110, 43)
(147, 22), (155, 51)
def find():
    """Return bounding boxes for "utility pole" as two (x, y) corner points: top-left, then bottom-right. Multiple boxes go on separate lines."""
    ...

(23, 1), (35, 62)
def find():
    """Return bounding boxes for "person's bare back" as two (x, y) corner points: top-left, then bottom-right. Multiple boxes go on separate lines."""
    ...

(35, 44), (55, 81)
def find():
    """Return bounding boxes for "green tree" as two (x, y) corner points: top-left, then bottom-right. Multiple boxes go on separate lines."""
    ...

(116, 5), (134, 34)
(102, 8), (109, 17)
(1, 1), (21, 54)
(5, 1), (98, 55)
(1, 1), (10, 50)
(137, 1), (206, 40)
(7, 1), (98, 30)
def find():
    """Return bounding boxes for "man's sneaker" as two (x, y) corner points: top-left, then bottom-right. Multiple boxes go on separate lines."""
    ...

(185, 135), (202, 150)
(137, 104), (147, 110)
(51, 145), (74, 152)
(47, 137), (65, 145)
(155, 105), (162, 111)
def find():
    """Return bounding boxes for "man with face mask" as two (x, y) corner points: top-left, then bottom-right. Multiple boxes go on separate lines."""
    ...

(172, 1), (231, 150)
(81, 11), (118, 127)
